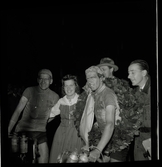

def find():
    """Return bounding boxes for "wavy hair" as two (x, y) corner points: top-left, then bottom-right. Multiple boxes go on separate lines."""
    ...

(61, 74), (80, 96)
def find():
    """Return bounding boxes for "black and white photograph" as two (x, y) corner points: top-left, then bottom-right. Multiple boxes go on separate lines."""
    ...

(1, 1), (159, 165)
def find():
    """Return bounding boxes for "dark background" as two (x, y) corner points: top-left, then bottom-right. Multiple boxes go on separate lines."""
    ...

(1, 1), (159, 163)
(1, 1), (157, 96)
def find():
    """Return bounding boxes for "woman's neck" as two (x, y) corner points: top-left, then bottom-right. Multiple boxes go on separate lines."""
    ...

(66, 93), (76, 101)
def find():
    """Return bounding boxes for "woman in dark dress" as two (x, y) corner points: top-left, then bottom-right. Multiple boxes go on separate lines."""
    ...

(48, 74), (84, 163)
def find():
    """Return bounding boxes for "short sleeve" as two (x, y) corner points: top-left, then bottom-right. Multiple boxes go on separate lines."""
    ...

(22, 87), (31, 100)
(103, 91), (116, 108)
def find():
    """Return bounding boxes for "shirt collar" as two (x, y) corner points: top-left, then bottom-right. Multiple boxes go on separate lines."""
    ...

(140, 77), (148, 90)
(63, 93), (79, 106)
(93, 84), (106, 96)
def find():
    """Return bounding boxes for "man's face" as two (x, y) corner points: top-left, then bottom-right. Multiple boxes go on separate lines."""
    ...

(86, 71), (101, 91)
(100, 65), (113, 78)
(37, 74), (52, 90)
(128, 64), (145, 87)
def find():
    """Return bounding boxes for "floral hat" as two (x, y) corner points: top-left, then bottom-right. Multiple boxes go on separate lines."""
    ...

(85, 66), (104, 76)
(97, 57), (119, 71)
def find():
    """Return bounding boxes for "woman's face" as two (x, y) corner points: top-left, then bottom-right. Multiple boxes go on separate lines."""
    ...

(64, 79), (76, 97)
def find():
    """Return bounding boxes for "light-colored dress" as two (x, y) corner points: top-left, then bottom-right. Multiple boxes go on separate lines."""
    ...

(49, 93), (84, 163)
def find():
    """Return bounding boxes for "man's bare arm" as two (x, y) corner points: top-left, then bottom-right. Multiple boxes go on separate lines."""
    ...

(96, 105), (115, 152)
(8, 96), (28, 135)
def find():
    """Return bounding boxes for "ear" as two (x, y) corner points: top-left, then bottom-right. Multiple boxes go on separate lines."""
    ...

(142, 70), (147, 77)
(50, 78), (53, 84)
(100, 76), (105, 82)
(102, 76), (106, 81)
(110, 68), (114, 73)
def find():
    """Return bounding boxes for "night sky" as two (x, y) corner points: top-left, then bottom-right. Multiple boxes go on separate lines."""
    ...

(2, 1), (157, 95)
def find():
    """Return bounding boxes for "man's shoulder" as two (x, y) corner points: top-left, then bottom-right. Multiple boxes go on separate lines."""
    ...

(104, 86), (115, 94)
(21, 86), (35, 98)
(48, 89), (59, 98)
(23, 86), (34, 93)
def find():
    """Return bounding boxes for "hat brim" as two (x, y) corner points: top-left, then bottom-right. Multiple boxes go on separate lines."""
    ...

(97, 63), (119, 71)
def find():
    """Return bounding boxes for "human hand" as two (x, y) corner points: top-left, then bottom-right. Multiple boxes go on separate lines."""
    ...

(47, 117), (55, 123)
(134, 130), (140, 136)
(81, 145), (89, 152)
(8, 131), (17, 138)
(8, 133), (12, 138)
(88, 148), (101, 162)
(97, 155), (110, 163)
(82, 82), (92, 94)
(8, 129), (12, 138)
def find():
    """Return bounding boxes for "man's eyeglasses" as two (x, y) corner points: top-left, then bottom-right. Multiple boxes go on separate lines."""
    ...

(38, 78), (50, 82)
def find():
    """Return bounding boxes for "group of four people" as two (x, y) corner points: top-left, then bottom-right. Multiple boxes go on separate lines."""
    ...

(8, 57), (151, 163)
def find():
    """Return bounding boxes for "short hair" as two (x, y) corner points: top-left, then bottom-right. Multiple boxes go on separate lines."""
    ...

(130, 59), (149, 74)
(61, 74), (80, 96)
(38, 69), (53, 79)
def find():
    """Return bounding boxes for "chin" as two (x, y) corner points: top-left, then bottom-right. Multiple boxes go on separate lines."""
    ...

(40, 86), (49, 90)
(132, 83), (138, 87)
(91, 88), (96, 92)
(67, 92), (74, 96)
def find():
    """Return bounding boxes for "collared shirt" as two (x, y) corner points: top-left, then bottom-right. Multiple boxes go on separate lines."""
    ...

(140, 83), (146, 91)
(139, 76), (151, 94)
